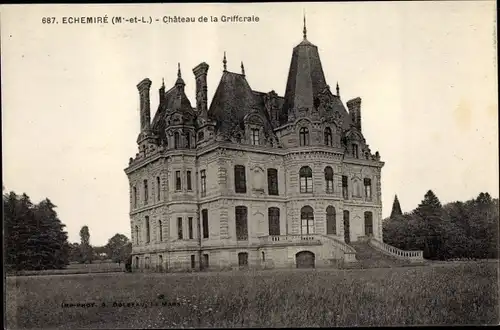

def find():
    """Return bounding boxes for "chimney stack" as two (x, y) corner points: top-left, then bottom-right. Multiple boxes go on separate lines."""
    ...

(137, 78), (152, 134)
(347, 97), (362, 132)
(193, 62), (209, 115)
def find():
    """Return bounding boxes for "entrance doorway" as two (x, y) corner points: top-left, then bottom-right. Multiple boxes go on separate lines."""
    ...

(295, 251), (315, 269)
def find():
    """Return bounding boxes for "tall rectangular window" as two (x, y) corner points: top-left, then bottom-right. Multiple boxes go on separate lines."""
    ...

(364, 178), (372, 200)
(200, 170), (207, 197)
(187, 171), (192, 191)
(186, 132), (191, 148)
(202, 209), (209, 238)
(191, 255), (196, 269)
(267, 168), (279, 196)
(175, 171), (181, 191)
(203, 254), (209, 269)
(177, 217), (183, 239)
(174, 132), (180, 149)
(145, 216), (150, 243)
(251, 129), (260, 145)
(342, 175), (349, 200)
(143, 180), (148, 204)
(188, 217), (193, 239)
(158, 220), (163, 241)
(268, 207), (280, 236)
(156, 176), (161, 201)
(133, 186), (137, 208)
(235, 206), (248, 241)
(234, 165), (247, 193)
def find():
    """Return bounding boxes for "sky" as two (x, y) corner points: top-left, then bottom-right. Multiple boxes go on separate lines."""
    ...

(1, 2), (498, 246)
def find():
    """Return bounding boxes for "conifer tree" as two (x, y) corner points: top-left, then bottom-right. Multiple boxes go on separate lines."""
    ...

(390, 194), (403, 219)
(413, 190), (444, 259)
(4, 191), (70, 271)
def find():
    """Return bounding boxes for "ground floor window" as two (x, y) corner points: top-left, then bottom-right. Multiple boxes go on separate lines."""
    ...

(203, 254), (209, 269)
(238, 252), (248, 267)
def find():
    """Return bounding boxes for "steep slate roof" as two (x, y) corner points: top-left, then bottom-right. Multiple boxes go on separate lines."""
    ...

(208, 71), (270, 133)
(280, 35), (352, 130)
(151, 81), (195, 143)
(282, 38), (328, 117)
(252, 91), (285, 127)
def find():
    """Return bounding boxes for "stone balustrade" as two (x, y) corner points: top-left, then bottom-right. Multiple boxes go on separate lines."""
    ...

(259, 234), (321, 245)
(369, 237), (423, 260)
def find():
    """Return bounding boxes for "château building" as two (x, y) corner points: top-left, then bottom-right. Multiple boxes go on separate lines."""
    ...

(125, 20), (421, 271)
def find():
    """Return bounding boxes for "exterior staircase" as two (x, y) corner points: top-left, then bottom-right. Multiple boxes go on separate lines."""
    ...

(340, 238), (426, 270)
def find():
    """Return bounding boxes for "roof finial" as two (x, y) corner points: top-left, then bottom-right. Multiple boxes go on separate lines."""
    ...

(241, 61), (245, 76)
(223, 52), (227, 71)
(161, 77), (165, 88)
(303, 10), (307, 40)
(177, 62), (181, 78)
(336, 81), (340, 97)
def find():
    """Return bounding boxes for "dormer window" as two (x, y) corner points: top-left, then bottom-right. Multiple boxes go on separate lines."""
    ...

(299, 127), (309, 146)
(324, 128), (333, 146)
(174, 132), (180, 149)
(251, 129), (260, 146)
(352, 144), (359, 158)
(186, 132), (191, 148)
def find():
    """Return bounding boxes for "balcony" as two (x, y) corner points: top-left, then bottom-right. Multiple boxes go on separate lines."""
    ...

(258, 235), (322, 247)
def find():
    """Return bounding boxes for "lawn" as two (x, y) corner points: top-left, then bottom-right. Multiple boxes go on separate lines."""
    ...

(5, 262), (498, 328)
(8, 261), (124, 276)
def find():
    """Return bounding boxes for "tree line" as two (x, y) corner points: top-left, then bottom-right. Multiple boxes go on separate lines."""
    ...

(4, 190), (132, 271)
(68, 228), (132, 266)
(383, 190), (498, 260)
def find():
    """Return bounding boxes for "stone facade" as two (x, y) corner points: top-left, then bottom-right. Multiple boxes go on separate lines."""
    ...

(125, 26), (385, 271)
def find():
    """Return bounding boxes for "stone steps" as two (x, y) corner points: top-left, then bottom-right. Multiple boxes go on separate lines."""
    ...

(337, 242), (427, 269)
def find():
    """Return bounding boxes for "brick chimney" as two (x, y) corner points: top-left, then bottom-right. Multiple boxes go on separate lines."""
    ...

(347, 97), (362, 132)
(137, 78), (152, 134)
(193, 62), (209, 116)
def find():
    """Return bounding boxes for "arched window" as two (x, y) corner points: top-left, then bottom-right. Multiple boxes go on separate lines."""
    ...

(135, 225), (139, 245)
(135, 256), (139, 269)
(364, 211), (373, 236)
(324, 127), (333, 146)
(145, 216), (150, 243)
(268, 207), (280, 236)
(174, 132), (180, 149)
(299, 127), (309, 146)
(262, 251), (265, 262)
(299, 166), (313, 193)
(324, 166), (334, 193)
(300, 206), (315, 234)
(326, 206), (336, 235)
(158, 220), (163, 242)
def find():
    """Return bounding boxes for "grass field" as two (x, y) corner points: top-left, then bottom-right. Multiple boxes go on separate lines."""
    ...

(8, 261), (124, 277)
(6, 262), (498, 328)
